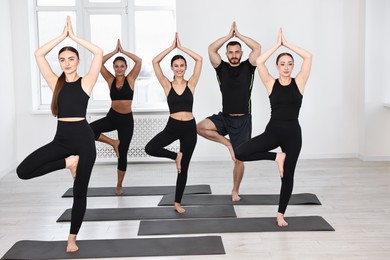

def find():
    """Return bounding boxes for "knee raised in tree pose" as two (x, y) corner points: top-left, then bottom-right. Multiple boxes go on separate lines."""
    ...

(235, 29), (312, 227)
(89, 39), (142, 195)
(145, 33), (202, 213)
(16, 16), (103, 252)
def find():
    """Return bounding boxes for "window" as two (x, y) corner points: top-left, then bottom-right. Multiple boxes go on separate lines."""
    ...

(33, 0), (176, 111)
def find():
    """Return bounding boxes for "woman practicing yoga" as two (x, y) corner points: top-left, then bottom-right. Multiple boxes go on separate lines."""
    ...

(235, 29), (312, 227)
(16, 16), (103, 252)
(89, 39), (142, 195)
(145, 33), (202, 213)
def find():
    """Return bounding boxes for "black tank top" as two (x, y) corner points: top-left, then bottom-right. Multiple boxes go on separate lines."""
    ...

(167, 83), (193, 114)
(269, 78), (302, 120)
(110, 78), (133, 101)
(57, 77), (89, 118)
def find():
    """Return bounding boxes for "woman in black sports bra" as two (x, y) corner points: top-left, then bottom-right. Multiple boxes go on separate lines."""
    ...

(145, 33), (202, 213)
(235, 29), (312, 227)
(16, 17), (103, 252)
(89, 39), (142, 195)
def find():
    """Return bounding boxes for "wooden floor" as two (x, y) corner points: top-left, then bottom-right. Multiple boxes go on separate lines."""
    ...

(1, 158), (390, 260)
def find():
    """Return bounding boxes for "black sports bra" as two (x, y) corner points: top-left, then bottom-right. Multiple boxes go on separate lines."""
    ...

(110, 78), (134, 101)
(57, 78), (89, 118)
(167, 83), (193, 114)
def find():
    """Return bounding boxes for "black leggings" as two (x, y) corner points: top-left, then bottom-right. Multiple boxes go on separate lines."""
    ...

(235, 119), (302, 214)
(89, 108), (134, 171)
(16, 120), (96, 235)
(145, 117), (197, 203)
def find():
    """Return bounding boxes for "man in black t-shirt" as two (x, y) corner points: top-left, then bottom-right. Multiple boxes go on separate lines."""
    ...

(197, 22), (261, 201)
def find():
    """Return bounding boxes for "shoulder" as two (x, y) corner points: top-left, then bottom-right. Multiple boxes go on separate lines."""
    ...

(215, 60), (226, 71)
(242, 59), (256, 71)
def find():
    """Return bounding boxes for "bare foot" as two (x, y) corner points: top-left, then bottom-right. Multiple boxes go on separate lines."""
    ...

(276, 213), (288, 227)
(227, 145), (237, 163)
(116, 186), (124, 196)
(175, 152), (183, 174)
(113, 140), (120, 158)
(66, 155), (79, 180)
(174, 203), (186, 213)
(232, 190), (241, 202)
(275, 152), (286, 178)
(66, 234), (79, 253)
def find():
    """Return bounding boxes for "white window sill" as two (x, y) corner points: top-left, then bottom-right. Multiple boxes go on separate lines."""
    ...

(32, 104), (169, 115)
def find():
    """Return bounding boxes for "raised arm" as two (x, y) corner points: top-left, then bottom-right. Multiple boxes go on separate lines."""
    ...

(281, 31), (312, 93)
(152, 34), (177, 94)
(256, 30), (283, 94)
(208, 22), (235, 68)
(100, 40), (120, 87)
(67, 17), (103, 95)
(34, 20), (68, 91)
(118, 40), (142, 89)
(176, 34), (202, 91)
(234, 22), (261, 66)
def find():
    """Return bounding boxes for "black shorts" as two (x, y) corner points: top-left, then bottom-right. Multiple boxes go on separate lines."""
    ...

(207, 112), (252, 150)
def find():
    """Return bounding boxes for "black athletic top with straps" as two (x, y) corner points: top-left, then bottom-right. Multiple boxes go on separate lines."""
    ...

(110, 78), (134, 101)
(269, 78), (302, 120)
(58, 77), (89, 118)
(215, 59), (256, 114)
(167, 82), (193, 114)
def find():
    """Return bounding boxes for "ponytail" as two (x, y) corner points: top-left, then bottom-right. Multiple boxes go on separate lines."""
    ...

(51, 72), (66, 117)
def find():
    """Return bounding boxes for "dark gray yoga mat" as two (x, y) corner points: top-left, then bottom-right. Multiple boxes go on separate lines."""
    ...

(158, 193), (321, 206)
(62, 184), (211, 197)
(138, 216), (335, 235)
(1, 236), (225, 259)
(57, 205), (237, 222)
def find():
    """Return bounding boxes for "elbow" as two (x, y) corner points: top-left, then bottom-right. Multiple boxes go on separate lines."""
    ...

(34, 50), (43, 59)
(96, 48), (104, 57)
(208, 45), (216, 54)
(256, 57), (263, 67)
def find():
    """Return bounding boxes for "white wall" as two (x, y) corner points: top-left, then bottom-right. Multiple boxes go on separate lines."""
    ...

(362, 0), (390, 160)
(0, 0), (17, 178)
(178, 0), (367, 160)
(11, 0), (58, 164)
(9, 0), (390, 164)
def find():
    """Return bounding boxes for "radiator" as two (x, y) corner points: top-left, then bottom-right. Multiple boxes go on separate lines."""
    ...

(89, 113), (179, 163)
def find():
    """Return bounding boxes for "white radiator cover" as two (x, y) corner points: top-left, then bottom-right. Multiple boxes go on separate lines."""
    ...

(89, 113), (179, 163)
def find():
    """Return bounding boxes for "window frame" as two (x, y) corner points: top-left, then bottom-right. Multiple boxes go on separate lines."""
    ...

(31, 0), (176, 113)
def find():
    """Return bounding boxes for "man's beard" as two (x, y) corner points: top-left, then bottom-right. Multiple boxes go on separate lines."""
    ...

(228, 57), (241, 65)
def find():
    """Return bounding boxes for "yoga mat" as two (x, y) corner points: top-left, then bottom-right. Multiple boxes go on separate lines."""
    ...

(62, 184), (211, 197)
(57, 205), (236, 222)
(158, 193), (321, 206)
(138, 216), (335, 235)
(1, 236), (225, 259)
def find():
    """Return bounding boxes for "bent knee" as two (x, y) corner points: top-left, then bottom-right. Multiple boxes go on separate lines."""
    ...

(16, 166), (30, 180)
(196, 119), (215, 135)
(234, 147), (244, 161)
(144, 143), (153, 156)
(196, 122), (206, 135)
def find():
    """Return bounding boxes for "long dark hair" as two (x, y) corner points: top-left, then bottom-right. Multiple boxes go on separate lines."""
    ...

(51, 46), (79, 116)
